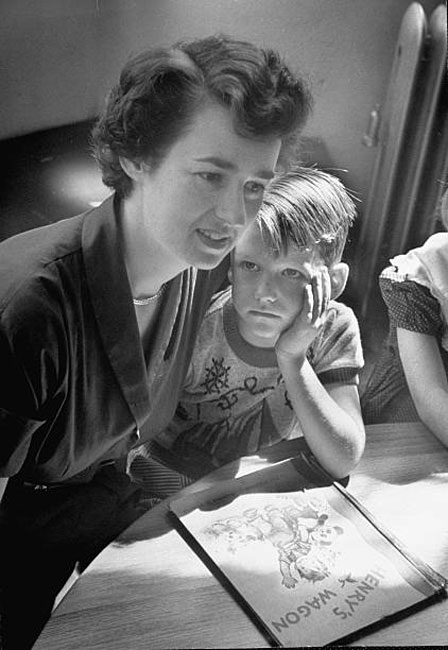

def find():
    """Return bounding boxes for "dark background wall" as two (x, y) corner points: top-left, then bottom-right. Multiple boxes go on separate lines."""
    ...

(0, 0), (441, 202)
(0, 0), (444, 380)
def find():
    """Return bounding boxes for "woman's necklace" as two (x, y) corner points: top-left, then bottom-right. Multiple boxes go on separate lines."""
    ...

(132, 283), (166, 306)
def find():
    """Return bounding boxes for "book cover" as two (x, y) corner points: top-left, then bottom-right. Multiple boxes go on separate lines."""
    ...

(169, 454), (447, 647)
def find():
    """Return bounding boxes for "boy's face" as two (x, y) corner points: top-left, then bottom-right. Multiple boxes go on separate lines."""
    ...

(230, 223), (326, 348)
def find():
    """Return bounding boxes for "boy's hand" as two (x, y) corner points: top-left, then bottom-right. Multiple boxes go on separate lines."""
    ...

(275, 266), (331, 362)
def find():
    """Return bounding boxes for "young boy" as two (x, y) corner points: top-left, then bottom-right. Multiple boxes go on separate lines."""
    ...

(130, 168), (365, 495)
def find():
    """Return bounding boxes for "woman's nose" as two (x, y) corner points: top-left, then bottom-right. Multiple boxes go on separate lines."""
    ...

(216, 187), (247, 228)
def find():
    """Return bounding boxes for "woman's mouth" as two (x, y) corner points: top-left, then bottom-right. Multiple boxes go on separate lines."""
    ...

(196, 227), (232, 250)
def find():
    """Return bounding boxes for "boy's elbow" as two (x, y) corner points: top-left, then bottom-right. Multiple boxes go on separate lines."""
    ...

(331, 426), (365, 480)
(354, 424), (366, 463)
(350, 424), (366, 470)
(330, 456), (361, 480)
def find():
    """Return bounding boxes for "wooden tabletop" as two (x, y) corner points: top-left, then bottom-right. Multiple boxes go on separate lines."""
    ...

(34, 422), (448, 649)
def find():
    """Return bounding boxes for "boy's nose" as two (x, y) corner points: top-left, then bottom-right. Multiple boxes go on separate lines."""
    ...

(255, 278), (277, 303)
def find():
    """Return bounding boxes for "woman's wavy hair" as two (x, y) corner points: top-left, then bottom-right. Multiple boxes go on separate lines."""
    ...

(91, 34), (312, 197)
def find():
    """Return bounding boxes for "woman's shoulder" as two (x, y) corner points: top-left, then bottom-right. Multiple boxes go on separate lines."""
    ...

(0, 219), (86, 326)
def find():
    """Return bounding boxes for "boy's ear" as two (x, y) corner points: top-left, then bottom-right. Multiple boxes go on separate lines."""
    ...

(329, 262), (349, 299)
(227, 250), (235, 284)
(119, 156), (148, 182)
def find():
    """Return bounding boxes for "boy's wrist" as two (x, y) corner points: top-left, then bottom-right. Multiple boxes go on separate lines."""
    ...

(276, 347), (307, 369)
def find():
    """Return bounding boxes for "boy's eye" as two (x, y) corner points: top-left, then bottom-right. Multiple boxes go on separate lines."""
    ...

(240, 260), (259, 272)
(282, 268), (304, 279)
(244, 181), (266, 199)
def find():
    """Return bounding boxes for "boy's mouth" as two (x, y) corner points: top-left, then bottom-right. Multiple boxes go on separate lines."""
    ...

(248, 309), (281, 319)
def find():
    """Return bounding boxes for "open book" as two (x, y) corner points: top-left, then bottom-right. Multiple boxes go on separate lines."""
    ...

(169, 451), (447, 647)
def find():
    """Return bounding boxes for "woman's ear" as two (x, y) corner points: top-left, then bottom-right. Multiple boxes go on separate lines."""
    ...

(329, 262), (349, 299)
(118, 156), (148, 183)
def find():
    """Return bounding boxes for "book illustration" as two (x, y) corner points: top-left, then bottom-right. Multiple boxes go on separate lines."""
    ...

(172, 486), (444, 646)
(202, 493), (341, 588)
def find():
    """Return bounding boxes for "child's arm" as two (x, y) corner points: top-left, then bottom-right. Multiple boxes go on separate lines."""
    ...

(397, 328), (448, 446)
(275, 270), (365, 479)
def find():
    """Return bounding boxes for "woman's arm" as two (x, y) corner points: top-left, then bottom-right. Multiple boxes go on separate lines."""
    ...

(277, 354), (365, 478)
(397, 327), (448, 446)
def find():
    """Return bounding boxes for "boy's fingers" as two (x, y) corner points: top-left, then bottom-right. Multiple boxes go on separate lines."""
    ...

(303, 266), (331, 326)
(310, 268), (330, 323)
(308, 274), (320, 322)
(314, 274), (323, 321)
(321, 268), (331, 315)
(304, 283), (314, 321)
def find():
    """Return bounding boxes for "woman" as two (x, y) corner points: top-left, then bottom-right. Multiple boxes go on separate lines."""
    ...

(0, 34), (311, 648)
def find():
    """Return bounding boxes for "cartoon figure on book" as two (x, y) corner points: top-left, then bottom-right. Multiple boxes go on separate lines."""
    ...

(361, 186), (448, 445)
(203, 492), (344, 588)
(130, 167), (366, 495)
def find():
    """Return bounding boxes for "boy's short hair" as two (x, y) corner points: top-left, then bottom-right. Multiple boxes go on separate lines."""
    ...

(91, 34), (312, 197)
(257, 167), (357, 265)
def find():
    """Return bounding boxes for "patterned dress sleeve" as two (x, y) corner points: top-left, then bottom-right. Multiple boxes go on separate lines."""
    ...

(360, 273), (444, 425)
(379, 273), (444, 337)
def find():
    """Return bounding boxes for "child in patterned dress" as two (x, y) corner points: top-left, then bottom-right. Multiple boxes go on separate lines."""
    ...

(130, 167), (365, 497)
(361, 187), (448, 446)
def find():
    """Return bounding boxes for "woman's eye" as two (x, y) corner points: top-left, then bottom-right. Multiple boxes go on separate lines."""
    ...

(196, 172), (222, 185)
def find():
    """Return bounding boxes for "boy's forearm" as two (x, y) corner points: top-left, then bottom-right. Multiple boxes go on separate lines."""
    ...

(277, 354), (364, 478)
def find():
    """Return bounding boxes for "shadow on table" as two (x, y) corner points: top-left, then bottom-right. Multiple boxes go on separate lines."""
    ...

(116, 438), (343, 545)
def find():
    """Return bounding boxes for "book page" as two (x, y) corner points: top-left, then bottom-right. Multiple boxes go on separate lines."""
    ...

(172, 488), (431, 646)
